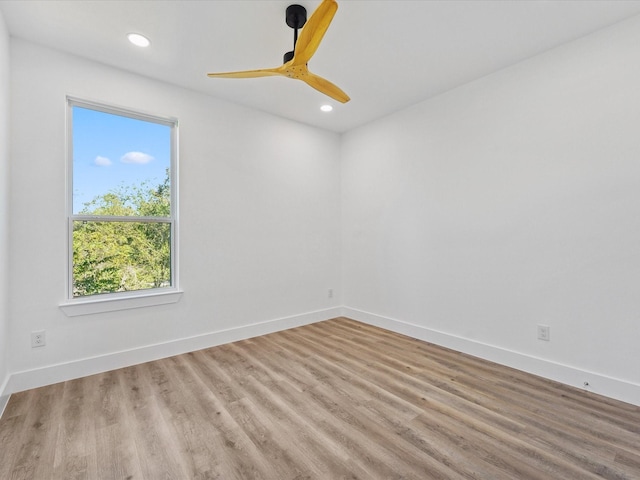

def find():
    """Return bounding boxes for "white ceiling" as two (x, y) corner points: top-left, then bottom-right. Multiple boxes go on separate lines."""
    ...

(2, 0), (640, 133)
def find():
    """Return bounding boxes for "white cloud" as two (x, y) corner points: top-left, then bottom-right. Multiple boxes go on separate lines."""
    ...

(121, 151), (154, 164)
(94, 155), (112, 167)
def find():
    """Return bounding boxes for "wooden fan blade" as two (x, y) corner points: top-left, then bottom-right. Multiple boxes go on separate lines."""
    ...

(302, 71), (350, 103)
(207, 67), (284, 79)
(292, 0), (338, 65)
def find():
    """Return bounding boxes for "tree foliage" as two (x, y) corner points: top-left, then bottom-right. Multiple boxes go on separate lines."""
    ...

(73, 170), (171, 297)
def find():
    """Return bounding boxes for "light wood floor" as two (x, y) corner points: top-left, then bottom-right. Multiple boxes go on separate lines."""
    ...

(1, 318), (639, 479)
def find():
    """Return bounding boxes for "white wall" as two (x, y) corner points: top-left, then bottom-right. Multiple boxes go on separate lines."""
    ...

(342, 15), (640, 405)
(5, 15), (640, 408)
(7, 39), (342, 391)
(0, 8), (11, 413)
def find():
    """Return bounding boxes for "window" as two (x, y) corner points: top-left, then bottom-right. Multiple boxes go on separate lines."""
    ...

(67, 98), (178, 302)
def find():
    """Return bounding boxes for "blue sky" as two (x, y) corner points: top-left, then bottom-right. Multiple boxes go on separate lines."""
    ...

(72, 106), (171, 213)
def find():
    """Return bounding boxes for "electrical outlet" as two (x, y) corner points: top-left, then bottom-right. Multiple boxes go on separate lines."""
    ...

(537, 324), (550, 341)
(328, 288), (334, 299)
(31, 331), (46, 348)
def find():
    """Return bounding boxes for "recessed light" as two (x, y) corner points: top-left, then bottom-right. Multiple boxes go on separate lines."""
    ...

(320, 104), (333, 112)
(127, 33), (150, 48)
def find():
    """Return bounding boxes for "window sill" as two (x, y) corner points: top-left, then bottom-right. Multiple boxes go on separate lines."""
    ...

(59, 289), (183, 317)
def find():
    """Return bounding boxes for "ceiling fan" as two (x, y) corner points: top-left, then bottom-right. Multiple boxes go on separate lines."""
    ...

(207, 0), (350, 103)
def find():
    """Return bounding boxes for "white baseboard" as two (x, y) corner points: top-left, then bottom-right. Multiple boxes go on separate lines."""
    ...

(6, 307), (342, 397)
(0, 374), (10, 418)
(343, 307), (640, 407)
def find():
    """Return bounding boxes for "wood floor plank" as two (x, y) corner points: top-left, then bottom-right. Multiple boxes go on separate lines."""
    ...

(1, 317), (639, 479)
(7, 383), (65, 480)
(152, 355), (228, 479)
(51, 378), (92, 480)
(0, 413), (27, 479)
(87, 371), (143, 480)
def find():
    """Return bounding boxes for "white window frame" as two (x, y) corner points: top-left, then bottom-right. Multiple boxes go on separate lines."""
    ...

(60, 97), (181, 316)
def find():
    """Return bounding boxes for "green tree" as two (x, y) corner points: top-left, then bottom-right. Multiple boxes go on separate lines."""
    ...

(73, 170), (171, 297)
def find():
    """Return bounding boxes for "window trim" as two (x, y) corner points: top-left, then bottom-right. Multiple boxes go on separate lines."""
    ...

(63, 97), (180, 314)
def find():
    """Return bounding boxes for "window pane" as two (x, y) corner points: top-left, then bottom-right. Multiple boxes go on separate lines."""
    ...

(72, 106), (171, 216)
(72, 221), (171, 297)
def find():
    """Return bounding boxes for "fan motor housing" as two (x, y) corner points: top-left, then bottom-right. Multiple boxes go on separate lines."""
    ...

(286, 4), (307, 29)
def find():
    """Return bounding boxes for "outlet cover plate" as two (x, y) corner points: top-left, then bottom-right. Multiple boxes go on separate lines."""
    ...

(537, 324), (550, 341)
(31, 331), (46, 348)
